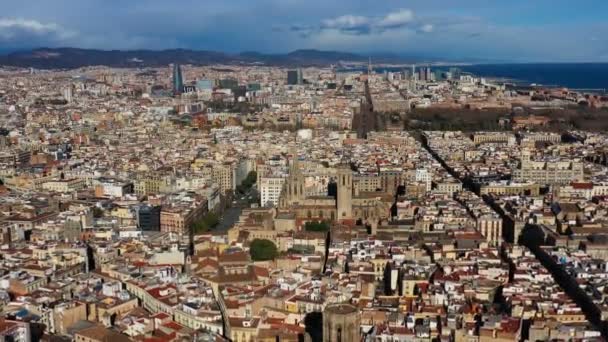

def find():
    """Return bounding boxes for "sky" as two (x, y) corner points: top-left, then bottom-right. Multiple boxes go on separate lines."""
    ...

(0, 0), (607, 62)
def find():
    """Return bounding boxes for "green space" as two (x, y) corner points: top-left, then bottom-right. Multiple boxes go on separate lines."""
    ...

(250, 239), (278, 261)
(405, 108), (509, 131)
(92, 207), (104, 218)
(405, 106), (608, 133)
(288, 245), (315, 254)
(304, 220), (330, 232)
(191, 212), (220, 234)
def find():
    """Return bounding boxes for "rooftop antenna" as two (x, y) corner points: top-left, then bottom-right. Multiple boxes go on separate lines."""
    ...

(368, 57), (373, 75)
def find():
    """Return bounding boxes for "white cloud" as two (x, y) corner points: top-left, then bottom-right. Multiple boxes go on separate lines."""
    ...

(377, 9), (414, 29)
(0, 18), (76, 44)
(322, 15), (369, 30)
(321, 15), (371, 34)
(317, 9), (419, 35)
(304, 25), (415, 53)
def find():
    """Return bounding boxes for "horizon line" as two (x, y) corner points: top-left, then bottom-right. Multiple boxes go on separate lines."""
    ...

(0, 46), (607, 65)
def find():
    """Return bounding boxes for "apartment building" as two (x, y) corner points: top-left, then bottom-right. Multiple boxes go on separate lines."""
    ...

(513, 151), (583, 185)
(260, 177), (285, 207)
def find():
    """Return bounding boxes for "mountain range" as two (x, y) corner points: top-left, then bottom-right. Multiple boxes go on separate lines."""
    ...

(0, 47), (459, 69)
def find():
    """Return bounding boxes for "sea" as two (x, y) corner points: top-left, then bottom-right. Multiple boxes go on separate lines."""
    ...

(344, 63), (608, 93)
(457, 63), (608, 91)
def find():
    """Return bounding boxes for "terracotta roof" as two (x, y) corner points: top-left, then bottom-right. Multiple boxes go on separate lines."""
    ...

(253, 266), (270, 278)
(75, 324), (132, 342)
(571, 182), (593, 190)
(218, 251), (250, 264)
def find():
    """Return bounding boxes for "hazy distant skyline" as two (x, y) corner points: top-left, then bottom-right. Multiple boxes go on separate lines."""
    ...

(1, 0), (607, 62)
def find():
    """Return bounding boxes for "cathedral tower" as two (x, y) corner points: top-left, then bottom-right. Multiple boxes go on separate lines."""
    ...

(337, 165), (353, 220)
(323, 303), (360, 342)
(279, 149), (305, 208)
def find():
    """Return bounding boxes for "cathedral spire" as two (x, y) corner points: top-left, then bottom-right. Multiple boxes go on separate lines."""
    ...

(290, 146), (300, 176)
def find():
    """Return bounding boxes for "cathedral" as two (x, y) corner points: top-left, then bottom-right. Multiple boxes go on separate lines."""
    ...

(278, 153), (392, 229)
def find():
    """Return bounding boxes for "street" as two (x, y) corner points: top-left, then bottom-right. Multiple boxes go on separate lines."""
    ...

(214, 188), (259, 232)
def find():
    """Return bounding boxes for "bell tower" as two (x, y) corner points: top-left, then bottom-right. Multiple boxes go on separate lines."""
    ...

(323, 303), (360, 342)
(337, 165), (353, 220)
(279, 148), (305, 208)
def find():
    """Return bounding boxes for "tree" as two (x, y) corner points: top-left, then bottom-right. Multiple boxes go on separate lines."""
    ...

(237, 171), (258, 194)
(92, 207), (104, 218)
(304, 221), (330, 232)
(250, 239), (278, 261)
(243, 171), (257, 187)
(191, 212), (220, 234)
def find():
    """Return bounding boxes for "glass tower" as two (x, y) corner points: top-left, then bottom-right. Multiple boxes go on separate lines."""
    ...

(172, 63), (184, 95)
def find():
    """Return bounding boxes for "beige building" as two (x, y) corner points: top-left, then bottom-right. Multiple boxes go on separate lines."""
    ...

(477, 215), (503, 245)
(160, 199), (208, 234)
(134, 174), (173, 195)
(229, 317), (259, 342)
(213, 163), (236, 194)
(260, 177), (285, 207)
(434, 181), (463, 194)
(472, 132), (515, 145)
(52, 302), (87, 334)
(480, 181), (540, 196)
(42, 178), (86, 193)
(513, 151), (583, 185)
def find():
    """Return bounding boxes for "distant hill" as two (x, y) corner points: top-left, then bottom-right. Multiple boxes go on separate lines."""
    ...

(0, 47), (395, 69)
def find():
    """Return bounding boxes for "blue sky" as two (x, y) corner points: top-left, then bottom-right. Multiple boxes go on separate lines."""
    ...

(0, 0), (607, 62)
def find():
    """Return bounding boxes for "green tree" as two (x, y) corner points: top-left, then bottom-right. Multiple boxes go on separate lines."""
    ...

(191, 212), (220, 234)
(92, 207), (104, 218)
(304, 221), (330, 232)
(249, 239), (278, 261)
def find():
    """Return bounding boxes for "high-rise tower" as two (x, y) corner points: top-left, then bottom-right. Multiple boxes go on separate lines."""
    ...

(337, 165), (353, 220)
(287, 70), (299, 85)
(410, 64), (417, 91)
(172, 63), (184, 95)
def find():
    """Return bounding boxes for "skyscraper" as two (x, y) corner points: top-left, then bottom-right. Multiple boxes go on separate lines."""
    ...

(418, 68), (426, 81)
(287, 70), (298, 85)
(172, 63), (184, 95)
(425, 66), (432, 82)
(417, 67), (432, 82)
(62, 85), (73, 103)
